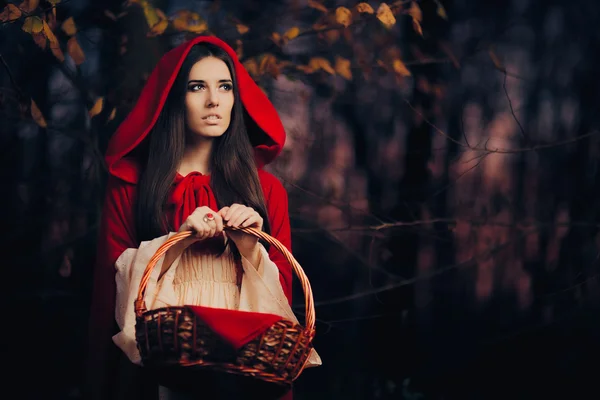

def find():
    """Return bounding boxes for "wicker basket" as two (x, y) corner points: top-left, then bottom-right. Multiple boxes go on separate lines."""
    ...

(134, 227), (315, 391)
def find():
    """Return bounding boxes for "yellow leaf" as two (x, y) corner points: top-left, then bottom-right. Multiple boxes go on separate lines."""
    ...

(243, 58), (259, 77)
(139, 0), (159, 28)
(335, 7), (352, 27)
(393, 59), (411, 77)
(89, 97), (104, 118)
(18, 0), (39, 13)
(0, 4), (22, 22)
(412, 19), (423, 36)
(308, 57), (335, 74)
(308, 0), (328, 13)
(172, 11), (208, 33)
(22, 16), (44, 34)
(259, 54), (277, 76)
(435, 0), (448, 19)
(43, 21), (65, 62)
(283, 26), (300, 40)
(356, 3), (374, 14)
(376, 3), (396, 29)
(407, 1), (423, 22)
(148, 18), (168, 36)
(335, 56), (352, 80)
(108, 108), (117, 121)
(236, 23), (249, 35)
(61, 16), (77, 35)
(67, 37), (85, 65)
(30, 99), (47, 128)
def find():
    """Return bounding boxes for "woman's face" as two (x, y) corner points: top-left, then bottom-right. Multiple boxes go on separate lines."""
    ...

(185, 56), (234, 139)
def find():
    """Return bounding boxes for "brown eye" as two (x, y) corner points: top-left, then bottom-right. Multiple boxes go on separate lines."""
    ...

(188, 84), (205, 92)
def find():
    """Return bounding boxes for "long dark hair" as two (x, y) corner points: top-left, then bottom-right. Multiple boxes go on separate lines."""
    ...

(135, 43), (271, 242)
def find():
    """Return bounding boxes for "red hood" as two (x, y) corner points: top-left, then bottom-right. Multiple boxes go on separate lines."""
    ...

(105, 35), (286, 184)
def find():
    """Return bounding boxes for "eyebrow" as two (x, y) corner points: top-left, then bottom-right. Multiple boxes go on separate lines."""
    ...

(187, 79), (233, 84)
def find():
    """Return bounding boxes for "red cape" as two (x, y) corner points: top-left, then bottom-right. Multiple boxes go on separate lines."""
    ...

(85, 36), (293, 400)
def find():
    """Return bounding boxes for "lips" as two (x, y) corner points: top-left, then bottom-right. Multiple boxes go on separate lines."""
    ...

(202, 114), (221, 120)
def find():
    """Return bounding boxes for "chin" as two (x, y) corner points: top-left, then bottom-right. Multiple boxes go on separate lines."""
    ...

(193, 127), (228, 139)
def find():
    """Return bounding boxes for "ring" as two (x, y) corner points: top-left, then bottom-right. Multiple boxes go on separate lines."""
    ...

(203, 213), (215, 223)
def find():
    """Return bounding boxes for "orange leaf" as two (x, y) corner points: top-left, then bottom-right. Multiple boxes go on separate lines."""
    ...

(0, 4), (22, 22)
(376, 3), (396, 28)
(18, 0), (39, 13)
(67, 37), (85, 65)
(407, 1), (423, 22)
(308, 0), (328, 13)
(22, 16), (44, 33)
(31, 99), (47, 128)
(89, 97), (104, 118)
(31, 32), (46, 49)
(236, 23), (249, 34)
(270, 32), (282, 46)
(259, 54), (278, 77)
(356, 3), (374, 14)
(335, 56), (352, 80)
(335, 7), (352, 27)
(61, 16), (77, 35)
(108, 108), (117, 121)
(393, 59), (411, 77)
(243, 58), (259, 77)
(235, 39), (243, 59)
(172, 11), (207, 33)
(488, 49), (504, 71)
(43, 21), (65, 62)
(435, 0), (448, 20)
(283, 26), (300, 41)
(412, 19), (423, 36)
(308, 57), (335, 74)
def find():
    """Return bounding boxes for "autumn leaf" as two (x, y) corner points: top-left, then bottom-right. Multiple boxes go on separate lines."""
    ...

(67, 37), (85, 65)
(18, 0), (39, 13)
(308, 0), (328, 13)
(22, 16), (44, 34)
(435, 0), (448, 20)
(309, 57), (335, 74)
(393, 59), (411, 77)
(0, 4), (22, 22)
(138, 0), (159, 28)
(236, 23), (249, 34)
(108, 108), (117, 121)
(89, 97), (104, 118)
(47, 0), (61, 4)
(172, 10), (208, 33)
(148, 18), (168, 36)
(43, 21), (65, 62)
(335, 7), (352, 27)
(30, 99), (47, 128)
(270, 32), (282, 46)
(31, 32), (46, 49)
(61, 17), (77, 35)
(243, 58), (259, 77)
(259, 53), (279, 78)
(407, 1), (423, 36)
(335, 56), (352, 80)
(376, 3), (396, 29)
(104, 10), (117, 21)
(356, 3), (374, 14)
(283, 26), (300, 41)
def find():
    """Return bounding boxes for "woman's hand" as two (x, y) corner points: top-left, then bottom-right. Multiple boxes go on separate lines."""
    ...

(179, 205), (225, 240)
(219, 203), (263, 264)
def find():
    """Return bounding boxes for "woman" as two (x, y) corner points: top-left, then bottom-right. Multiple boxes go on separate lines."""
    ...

(84, 35), (306, 400)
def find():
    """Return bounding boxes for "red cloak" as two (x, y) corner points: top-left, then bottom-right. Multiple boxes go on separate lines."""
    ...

(85, 36), (294, 400)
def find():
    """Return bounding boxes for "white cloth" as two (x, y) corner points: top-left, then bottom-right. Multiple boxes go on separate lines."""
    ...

(113, 233), (322, 368)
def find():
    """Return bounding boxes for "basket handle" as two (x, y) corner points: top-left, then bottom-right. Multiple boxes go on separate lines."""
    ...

(134, 227), (315, 332)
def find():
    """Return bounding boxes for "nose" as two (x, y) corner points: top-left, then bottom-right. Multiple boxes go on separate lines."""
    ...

(206, 88), (219, 108)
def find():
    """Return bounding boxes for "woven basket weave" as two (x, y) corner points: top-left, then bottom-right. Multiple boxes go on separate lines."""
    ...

(134, 227), (315, 389)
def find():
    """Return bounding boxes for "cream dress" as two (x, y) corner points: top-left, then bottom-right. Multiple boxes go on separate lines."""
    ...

(112, 232), (321, 399)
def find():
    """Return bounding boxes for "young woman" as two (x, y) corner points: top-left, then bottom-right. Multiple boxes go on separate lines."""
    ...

(84, 35), (315, 400)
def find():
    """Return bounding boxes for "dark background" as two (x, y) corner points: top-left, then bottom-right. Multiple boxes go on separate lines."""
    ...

(2, 0), (599, 399)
